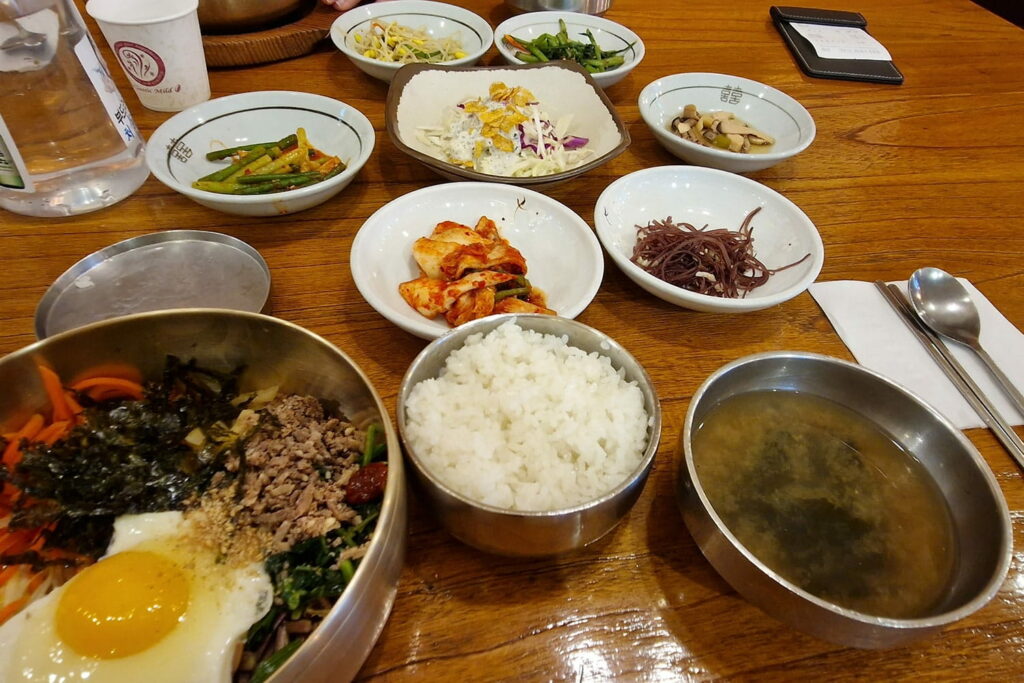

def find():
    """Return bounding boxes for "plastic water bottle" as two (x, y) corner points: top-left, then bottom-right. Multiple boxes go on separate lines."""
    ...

(0, 0), (148, 217)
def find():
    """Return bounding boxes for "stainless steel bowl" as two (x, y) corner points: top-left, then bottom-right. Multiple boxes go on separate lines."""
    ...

(677, 351), (1012, 649)
(0, 309), (406, 682)
(505, 0), (612, 15)
(397, 314), (662, 557)
(198, 0), (311, 33)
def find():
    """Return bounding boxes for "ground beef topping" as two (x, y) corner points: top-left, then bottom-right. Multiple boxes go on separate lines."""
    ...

(189, 394), (366, 560)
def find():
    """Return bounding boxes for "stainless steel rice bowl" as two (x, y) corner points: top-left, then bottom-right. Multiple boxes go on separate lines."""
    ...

(397, 313), (661, 557)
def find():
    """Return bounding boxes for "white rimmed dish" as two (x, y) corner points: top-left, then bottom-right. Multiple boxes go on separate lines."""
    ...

(146, 91), (374, 217)
(638, 72), (815, 174)
(329, 0), (493, 83)
(594, 166), (824, 313)
(493, 11), (644, 89)
(386, 61), (629, 186)
(351, 182), (604, 340)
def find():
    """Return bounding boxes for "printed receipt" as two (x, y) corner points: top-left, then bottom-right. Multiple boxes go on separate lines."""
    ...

(790, 23), (892, 61)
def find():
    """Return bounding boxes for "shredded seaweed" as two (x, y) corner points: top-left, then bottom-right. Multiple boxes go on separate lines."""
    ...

(4, 356), (245, 559)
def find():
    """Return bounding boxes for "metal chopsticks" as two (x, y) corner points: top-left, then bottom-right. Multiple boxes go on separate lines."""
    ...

(874, 281), (1024, 470)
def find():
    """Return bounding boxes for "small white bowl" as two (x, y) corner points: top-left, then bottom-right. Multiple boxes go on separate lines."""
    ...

(493, 11), (644, 89)
(593, 166), (824, 313)
(351, 182), (604, 339)
(330, 0), (493, 83)
(146, 91), (374, 217)
(638, 72), (815, 174)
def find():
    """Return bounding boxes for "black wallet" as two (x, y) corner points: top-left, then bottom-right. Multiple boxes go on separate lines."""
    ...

(771, 6), (904, 85)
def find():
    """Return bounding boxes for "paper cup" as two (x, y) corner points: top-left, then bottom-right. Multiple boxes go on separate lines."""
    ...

(86, 0), (210, 112)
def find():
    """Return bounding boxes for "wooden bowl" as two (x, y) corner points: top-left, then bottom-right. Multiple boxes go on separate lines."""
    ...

(198, 0), (311, 33)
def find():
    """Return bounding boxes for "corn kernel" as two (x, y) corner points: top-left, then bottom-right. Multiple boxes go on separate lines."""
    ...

(454, 51), (466, 59)
(387, 37), (397, 45)
(354, 34), (362, 43)
(412, 39), (424, 45)
(363, 49), (376, 58)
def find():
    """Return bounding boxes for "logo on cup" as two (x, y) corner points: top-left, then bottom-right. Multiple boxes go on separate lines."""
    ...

(113, 41), (166, 87)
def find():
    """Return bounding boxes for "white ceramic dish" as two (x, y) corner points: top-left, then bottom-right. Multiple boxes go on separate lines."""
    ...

(638, 72), (815, 174)
(386, 62), (629, 186)
(593, 166), (824, 313)
(351, 182), (604, 339)
(493, 11), (644, 89)
(146, 91), (374, 217)
(330, 0), (493, 83)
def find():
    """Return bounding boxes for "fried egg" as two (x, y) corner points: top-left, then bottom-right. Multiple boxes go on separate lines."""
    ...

(0, 512), (272, 683)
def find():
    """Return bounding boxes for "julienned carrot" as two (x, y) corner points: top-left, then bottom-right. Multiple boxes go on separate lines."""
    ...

(25, 570), (46, 595)
(36, 365), (72, 423)
(2, 413), (44, 467)
(0, 527), (42, 556)
(0, 597), (28, 625)
(64, 392), (84, 422)
(70, 377), (144, 402)
(35, 421), (70, 446)
(0, 483), (16, 510)
(39, 546), (87, 565)
(503, 34), (529, 52)
(0, 565), (19, 587)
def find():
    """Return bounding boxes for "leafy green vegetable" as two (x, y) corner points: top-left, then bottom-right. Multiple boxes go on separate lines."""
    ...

(250, 638), (303, 683)
(361, 423), (386, 467)
(244, 501), (381, 652)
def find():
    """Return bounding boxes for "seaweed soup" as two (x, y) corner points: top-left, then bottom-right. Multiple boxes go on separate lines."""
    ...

(692, 390), (957, 619)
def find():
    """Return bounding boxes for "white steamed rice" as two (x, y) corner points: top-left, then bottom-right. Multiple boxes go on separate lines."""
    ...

(403, 320), (651, 511)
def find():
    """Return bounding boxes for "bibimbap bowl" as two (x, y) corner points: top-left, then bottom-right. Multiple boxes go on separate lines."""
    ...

(0, 309), (406, 683)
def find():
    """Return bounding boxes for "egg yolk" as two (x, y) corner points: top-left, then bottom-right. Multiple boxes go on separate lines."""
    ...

(55, 550), (190, 659)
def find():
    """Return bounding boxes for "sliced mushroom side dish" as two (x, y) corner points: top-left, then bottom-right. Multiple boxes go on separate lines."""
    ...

(670, 104), (775, 154)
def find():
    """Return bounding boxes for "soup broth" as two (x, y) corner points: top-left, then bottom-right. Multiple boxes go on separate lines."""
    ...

(692, 390), (956, 619)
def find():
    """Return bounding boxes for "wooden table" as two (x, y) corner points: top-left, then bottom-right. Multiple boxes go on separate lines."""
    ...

(5, 0), (1024, 678)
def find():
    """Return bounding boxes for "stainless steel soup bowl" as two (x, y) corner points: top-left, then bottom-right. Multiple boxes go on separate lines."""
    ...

(397, 314), (662, 557)
(0, 309), (406, 683)
(677, 351), (1012, 649)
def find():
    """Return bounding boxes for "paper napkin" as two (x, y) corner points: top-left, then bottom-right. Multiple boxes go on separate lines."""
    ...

(809, 279), (1024, 430)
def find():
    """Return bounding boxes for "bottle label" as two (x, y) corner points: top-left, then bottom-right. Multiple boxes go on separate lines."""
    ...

(73, 32), (140, 148)
(0, 115), (33, 192)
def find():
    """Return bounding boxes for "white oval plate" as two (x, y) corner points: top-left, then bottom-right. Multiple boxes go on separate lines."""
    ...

(352, 182), (604, 339)
(594, 166), (824, 313)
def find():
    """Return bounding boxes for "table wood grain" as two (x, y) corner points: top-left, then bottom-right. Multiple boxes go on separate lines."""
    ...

(5, 0), (1024, 679)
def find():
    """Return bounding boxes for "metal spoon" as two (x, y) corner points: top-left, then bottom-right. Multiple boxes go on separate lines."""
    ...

(908, 267), (1024, 418)
(0, 21), (46, 51)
